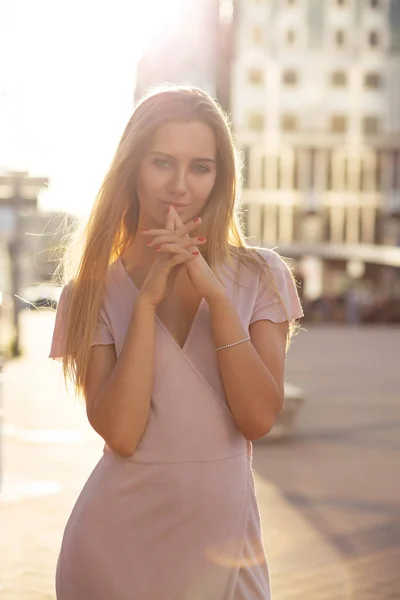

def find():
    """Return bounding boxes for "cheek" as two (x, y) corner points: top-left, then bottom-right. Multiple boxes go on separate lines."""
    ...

(137, 166), (166, 198)
(192, 174), (217, 201)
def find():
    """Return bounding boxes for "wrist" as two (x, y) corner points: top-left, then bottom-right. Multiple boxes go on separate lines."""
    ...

(135, 293), (158, 314)
(205, 289), (230, 310)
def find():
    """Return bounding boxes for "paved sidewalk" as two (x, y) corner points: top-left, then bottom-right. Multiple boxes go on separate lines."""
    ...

(257, 324), (400, 599)
(0, 311), (103, 600)
(0, 311), (399, 599)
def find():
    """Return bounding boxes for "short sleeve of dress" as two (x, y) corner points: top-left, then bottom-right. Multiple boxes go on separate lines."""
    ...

(48, 284), (114, 361)
(91, 309), (114, 347)
(250, 249), (304, 325)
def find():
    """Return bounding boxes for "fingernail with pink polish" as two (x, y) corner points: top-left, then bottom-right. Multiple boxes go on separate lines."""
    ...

(192, 251), (199, 256)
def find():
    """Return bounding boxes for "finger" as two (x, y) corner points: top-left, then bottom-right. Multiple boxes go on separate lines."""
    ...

(178, 217), (202, 237)
(165, 205), (175, 231)
(181, 237), (206, 248)
(171, 206), (184, 231)
(142, 228), (174, 237)
(171, 207), (202, 252)
(155, 243), (197, 255)
(147, 234), (181, 247)
(166, 252), (197, 269)
(165, 205), (202, 238)
(148, 235), (206, 248)
(156, 249), (196, 273)
(171, 210), (193, 247)
(142, 217), (201, 238)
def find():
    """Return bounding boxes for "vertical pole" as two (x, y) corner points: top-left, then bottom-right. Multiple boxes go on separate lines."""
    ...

(8, 204), (22, 358)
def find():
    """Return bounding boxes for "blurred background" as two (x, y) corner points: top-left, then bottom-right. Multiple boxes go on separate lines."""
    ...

(0, 1), (399, 599)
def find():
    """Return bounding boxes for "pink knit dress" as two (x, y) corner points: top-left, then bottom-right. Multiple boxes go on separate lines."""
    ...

(49, 249), (303, 600)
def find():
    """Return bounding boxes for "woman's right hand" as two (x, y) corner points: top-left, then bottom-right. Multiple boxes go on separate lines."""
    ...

(137, 207), (200, 308)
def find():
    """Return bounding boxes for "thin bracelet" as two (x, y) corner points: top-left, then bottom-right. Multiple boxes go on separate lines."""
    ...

(215, 337), (251, 352)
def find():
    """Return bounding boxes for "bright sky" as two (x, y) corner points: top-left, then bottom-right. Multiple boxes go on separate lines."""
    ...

(0, 0), (185, 217)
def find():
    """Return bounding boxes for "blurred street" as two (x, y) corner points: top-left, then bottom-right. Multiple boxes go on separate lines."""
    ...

(0, 310), (399, 600)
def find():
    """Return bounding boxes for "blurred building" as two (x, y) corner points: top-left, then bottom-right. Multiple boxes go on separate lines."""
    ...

(0, 170), (78, 354)
(133, 0), (400, 320)
(231, 0), (400, 312)
(17, 211), (78, 286)
(0, 208), (77, 356)
(135, 0), (234, 112)
(0, 173), (72, 290)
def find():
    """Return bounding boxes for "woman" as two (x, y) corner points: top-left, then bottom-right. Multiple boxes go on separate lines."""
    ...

(49, 85), (303, 600)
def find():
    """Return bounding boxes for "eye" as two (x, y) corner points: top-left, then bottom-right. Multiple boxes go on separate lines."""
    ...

(193, 164), (210, 173)
(154, 159), (172, 168)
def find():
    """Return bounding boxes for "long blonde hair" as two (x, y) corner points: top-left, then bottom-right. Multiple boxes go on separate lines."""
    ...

(54, 84), (300, 398)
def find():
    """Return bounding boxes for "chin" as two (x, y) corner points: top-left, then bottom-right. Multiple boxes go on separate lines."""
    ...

(139, 206), (165, 227)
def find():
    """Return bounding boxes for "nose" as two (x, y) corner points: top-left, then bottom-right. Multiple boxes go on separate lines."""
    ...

(168, 166), (188, 196)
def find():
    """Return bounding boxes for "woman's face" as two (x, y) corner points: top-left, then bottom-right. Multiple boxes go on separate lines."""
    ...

(136, 120), (217, 226)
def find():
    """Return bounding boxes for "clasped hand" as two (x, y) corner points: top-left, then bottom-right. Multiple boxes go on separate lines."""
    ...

(141, 205), (226, 304)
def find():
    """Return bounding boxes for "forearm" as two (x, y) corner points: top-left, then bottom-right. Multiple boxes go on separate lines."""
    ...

(93, 297), (156, 456)
(208, 295), (283, 440)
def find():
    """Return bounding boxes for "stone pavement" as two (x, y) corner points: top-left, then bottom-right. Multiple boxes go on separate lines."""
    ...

(255, 324), (400, 599)
(0, 310), (399, 599)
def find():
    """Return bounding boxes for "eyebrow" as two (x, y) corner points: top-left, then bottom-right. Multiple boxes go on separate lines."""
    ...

(149, 151), (216, 163)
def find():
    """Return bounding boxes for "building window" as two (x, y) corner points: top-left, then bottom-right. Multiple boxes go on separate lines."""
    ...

(369, 31), (379, 47)
(331, 71), (347, 86)
(248, 68), (264, 85)
(363, 116), (380, 135)
(281, 114), (298, 132)
(286, 29), (296, 45)
(331, 115), (347, 133)
(248, 112), (265, 131)
(252, 26), (263, 45)
(282, 70), (298, 85)
(364, 72), (382, 89)
(335, 30), (346, 46)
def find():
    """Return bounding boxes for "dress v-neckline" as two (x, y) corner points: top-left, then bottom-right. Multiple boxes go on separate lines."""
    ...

(118, 256), (205, 352)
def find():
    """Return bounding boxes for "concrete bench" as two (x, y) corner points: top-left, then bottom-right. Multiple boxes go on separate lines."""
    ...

(256, 382), (306, 442)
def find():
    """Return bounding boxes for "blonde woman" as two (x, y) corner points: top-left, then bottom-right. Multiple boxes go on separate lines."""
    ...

(49, 85), (303, 600)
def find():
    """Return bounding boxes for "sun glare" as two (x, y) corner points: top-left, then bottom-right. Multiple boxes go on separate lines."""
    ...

(1, 0), (188, 217)
(133, 0), (187, 54)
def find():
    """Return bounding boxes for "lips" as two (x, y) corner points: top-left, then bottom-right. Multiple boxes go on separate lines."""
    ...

(160, 201), (189, 209)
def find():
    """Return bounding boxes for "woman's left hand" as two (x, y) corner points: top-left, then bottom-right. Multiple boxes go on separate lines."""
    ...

(142, 206), (227, 304)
